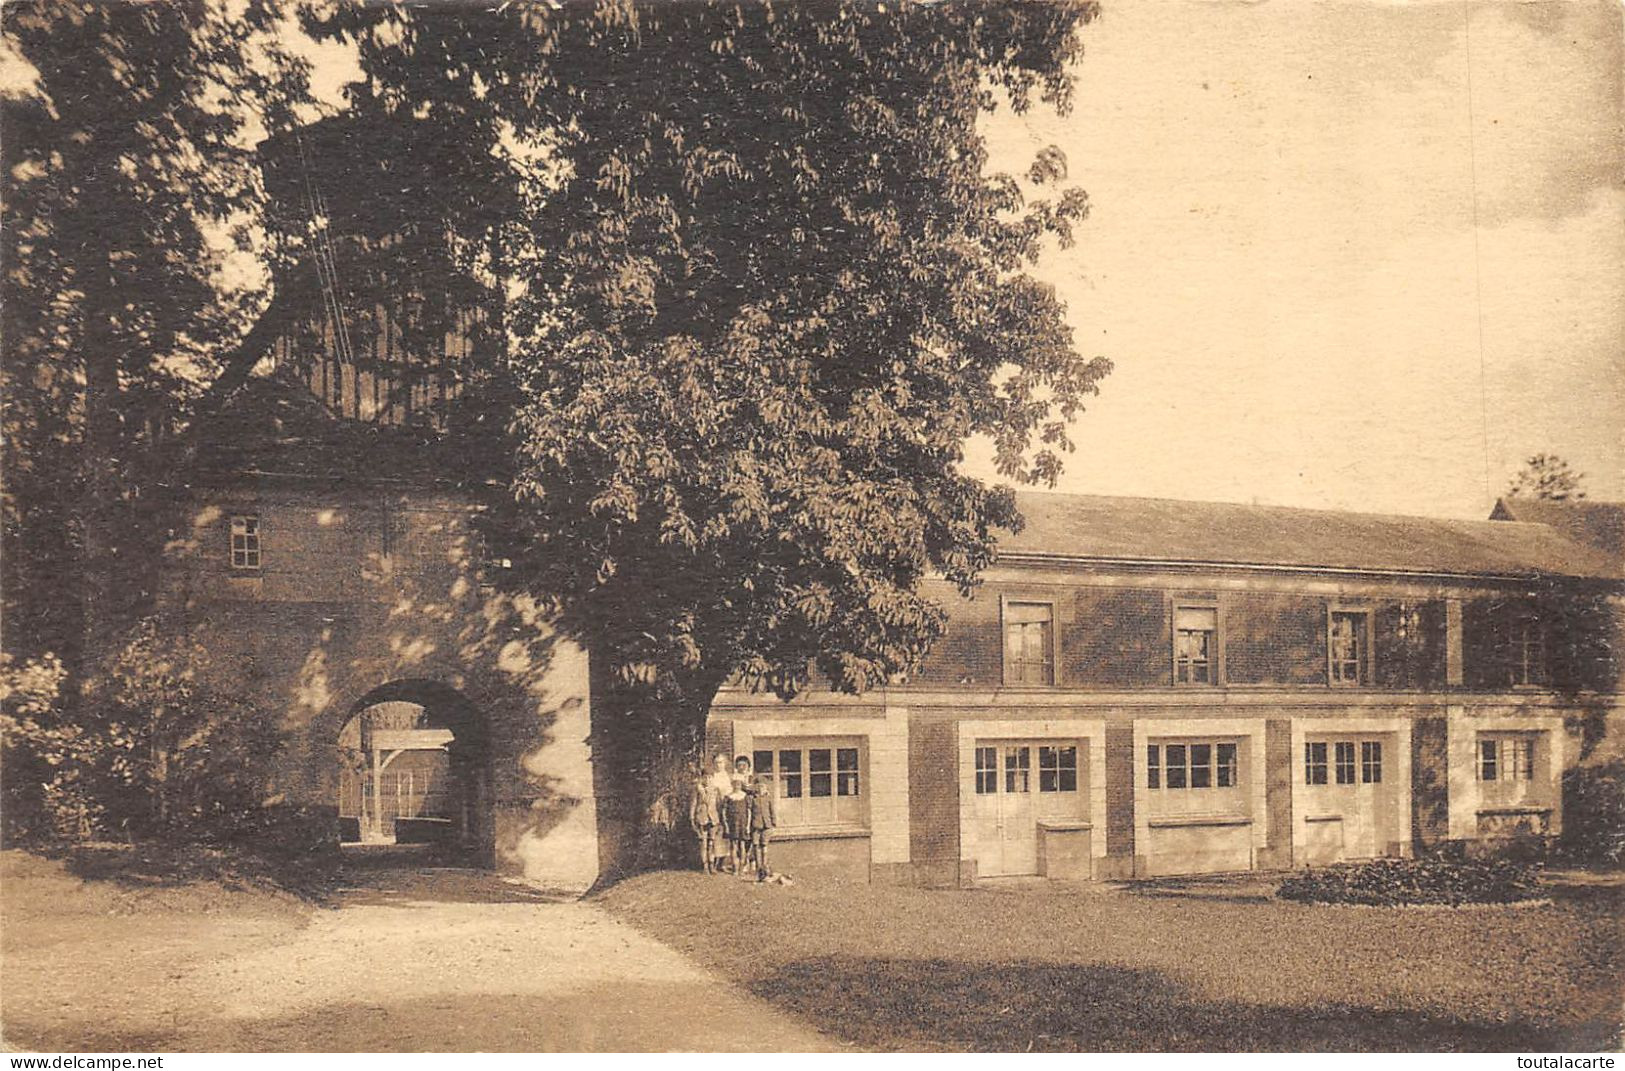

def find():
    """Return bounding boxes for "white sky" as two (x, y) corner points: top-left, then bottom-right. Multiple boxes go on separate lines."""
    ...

(971, 0), (1624, 519)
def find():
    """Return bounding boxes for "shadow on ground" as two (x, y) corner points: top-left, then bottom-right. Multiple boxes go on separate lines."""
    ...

(331, 863), (569, 906)
(753, 957), (1620, 1052)
(1114, 872), (1279, 905)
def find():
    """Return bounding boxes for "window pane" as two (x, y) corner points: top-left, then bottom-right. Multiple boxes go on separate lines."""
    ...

(1039, 767), (1058, 793)
(1335, 741), (1356, 785)
(975, 746), (997, 795)
(780, 749), (802, 798)
(1005, 748), (1030, 793)
(1147, 745), (1161, 789)
(1165, 744), (1187, 789)
(753, 750), (773, 775)
(1006, 602), (1052, 624)
(1305, 742), (1327, 785)
(1217, 742), (1237, 788)
(1478, 739), (1498, 782)
(1331, 612), (1364, 683)
(1175, 606), (1219, 632)
(809, 749), (832, 797)
(1190, 744), (1212, 789)
(1361, 741), (1382, 784)
(836, 747), (860, 796)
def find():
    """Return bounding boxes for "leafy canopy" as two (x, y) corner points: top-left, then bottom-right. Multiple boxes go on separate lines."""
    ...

(323, 0), (1111, 701)
(1507, 452), (1587, 502)
(1, 0), (309, 663)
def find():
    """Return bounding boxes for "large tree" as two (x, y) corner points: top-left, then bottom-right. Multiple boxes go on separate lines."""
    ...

(1507, 452), (1587, 502)
(1, 0), (309, 669)
(316, 0), (1111, 839)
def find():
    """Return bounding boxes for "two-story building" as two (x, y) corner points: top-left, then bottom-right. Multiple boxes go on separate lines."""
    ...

(163, 120), (1622, 894)
(709, 493), (1624, 885)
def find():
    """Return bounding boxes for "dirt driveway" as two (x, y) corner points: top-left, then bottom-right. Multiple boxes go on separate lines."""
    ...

(2, 858), (841, 1053)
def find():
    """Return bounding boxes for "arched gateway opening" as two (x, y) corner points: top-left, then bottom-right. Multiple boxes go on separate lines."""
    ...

(336, 681), (490, 863)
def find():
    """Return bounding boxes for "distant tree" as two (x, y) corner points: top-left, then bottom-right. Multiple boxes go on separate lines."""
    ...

(316, 0), (1112, 855)
(1507, 453), (1587, 502)
(1, 0), (309, 671)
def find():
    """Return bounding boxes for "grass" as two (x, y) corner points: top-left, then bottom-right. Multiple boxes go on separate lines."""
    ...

(596, 869), (1624, 1051)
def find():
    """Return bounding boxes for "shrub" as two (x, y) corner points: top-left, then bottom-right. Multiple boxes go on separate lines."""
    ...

(1560, 759), (1625, 867)
(1276, 857), (1541, 907)
(1, 621), (288, 848)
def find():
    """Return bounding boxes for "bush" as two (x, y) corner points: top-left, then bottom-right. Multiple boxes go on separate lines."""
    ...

(1561, 759), (1625, 867)
(2, 621), (288, 848)
(1276, 857), (1541, 907)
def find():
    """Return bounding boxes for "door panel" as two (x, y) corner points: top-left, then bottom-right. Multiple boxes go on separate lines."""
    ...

(971, 741), (1085, 877)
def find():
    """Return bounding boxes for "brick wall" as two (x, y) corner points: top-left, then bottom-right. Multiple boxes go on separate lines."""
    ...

(161, 484), (609, 891)
(907, 714), (960, 885)
(1261, 718), (1294, 868)
(1412, 717), (1450, 847)
(1104, 721), (1136, 860)
(1223, 592), (1327, 685)
(1069, 588), (1170, 687)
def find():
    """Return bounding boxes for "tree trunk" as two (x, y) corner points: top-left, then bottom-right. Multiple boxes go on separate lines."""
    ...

(591, 662), (726, 876)
(78, 221), (121, 673)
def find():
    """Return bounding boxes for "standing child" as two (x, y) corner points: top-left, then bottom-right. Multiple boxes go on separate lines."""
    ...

(745, 762), (776, 882)
(687, 761), (721, 874)
(723, 755), (754, 877)
(706, 752), (735, 872)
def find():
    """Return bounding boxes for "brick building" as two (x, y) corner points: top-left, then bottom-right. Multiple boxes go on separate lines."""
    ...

(164, 370), (1624, 891)
(710, 493), (1625, 885)
(161, 123), (1622, 892)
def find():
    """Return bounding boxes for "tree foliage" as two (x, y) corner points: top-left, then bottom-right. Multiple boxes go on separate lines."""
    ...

(1, 0), (308, 666)
(312, 0), (1108, 683)
(1507, 452), (1587, 502)
(288, 2), (1114, 819)
(1, 622), (284, 844)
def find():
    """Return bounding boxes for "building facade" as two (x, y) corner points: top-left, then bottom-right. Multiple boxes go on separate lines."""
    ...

(709, 494), (1625, 885)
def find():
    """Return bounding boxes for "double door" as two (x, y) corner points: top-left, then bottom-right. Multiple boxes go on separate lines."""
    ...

(970, 740), (1081, 877)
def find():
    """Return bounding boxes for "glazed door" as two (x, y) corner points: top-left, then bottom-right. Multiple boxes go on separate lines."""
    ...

(1303, 737), (1389, 861)
(971, 743), (1039, 877)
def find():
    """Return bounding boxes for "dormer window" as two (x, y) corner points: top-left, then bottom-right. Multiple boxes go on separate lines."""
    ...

(229, 515), (261, 570)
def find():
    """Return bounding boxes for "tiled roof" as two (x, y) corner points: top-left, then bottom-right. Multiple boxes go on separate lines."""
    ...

(1489, 497), (1625, 562)
(1001, 491), (1624, 581)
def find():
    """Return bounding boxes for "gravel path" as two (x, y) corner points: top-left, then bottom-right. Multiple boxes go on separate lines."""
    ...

(4, 862), (842, 1052)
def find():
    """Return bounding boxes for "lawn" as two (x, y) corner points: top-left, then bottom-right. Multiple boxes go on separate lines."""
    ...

(595, 869), (1624, 1052)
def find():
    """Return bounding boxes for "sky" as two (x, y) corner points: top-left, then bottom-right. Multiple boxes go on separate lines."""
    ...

(970, 0), (1624, 519)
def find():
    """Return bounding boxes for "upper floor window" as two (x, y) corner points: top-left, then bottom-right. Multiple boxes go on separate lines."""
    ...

(1328, 610), (1369, 686)
(1003, 601), (1054, 686)
(1174, 605), (1219, 685)
(229, 515), (261, 570)
(752, 739), (864, 830)
(1511, 618), (1545, 687)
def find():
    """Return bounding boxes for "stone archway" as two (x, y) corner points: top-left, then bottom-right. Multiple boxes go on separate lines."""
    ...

(336, 680), (491, 864)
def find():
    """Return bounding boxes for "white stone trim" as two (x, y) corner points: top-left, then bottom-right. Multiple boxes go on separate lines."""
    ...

(1289, 714), (1412, 861)
(730, 706), (911, 865)
(954, 718), (1108, 865)
(1446, 707), (1567, 840)
(1132, 716), (1269, 858)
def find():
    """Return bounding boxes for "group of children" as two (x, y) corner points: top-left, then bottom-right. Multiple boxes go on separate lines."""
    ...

(688, 752), (775, 881)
